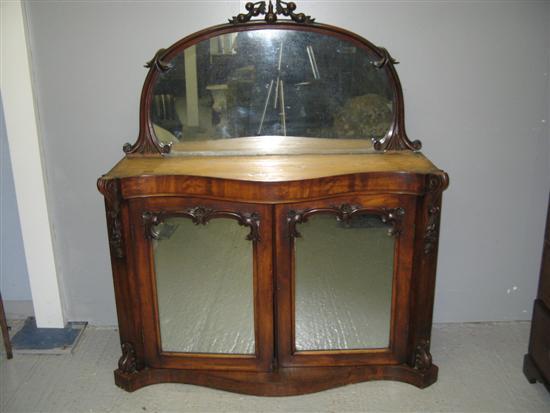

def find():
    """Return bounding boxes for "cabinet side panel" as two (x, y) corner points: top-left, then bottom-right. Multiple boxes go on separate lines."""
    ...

(408, 173), (448, 369)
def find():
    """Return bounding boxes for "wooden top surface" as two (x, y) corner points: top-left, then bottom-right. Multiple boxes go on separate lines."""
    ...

(169, 136), (374, 155)
(105, 152), (440, 182)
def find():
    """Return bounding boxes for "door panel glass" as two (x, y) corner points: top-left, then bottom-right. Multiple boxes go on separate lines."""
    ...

(294, 213), (394, 350)
(153, 217), (254, 354)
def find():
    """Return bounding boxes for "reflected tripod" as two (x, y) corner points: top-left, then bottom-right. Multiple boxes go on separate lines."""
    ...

(256, 39), (320, 136)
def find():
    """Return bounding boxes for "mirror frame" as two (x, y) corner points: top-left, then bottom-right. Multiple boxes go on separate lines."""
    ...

(123, 9), (422, 156)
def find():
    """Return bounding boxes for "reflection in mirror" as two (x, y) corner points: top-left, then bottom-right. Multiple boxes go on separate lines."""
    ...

(153, 217), (254, 354)
(151, 29), (394, 155)
(294, 213), (394, 350)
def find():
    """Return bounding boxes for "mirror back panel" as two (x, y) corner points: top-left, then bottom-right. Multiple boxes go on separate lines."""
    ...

(146, 26), (398, 156)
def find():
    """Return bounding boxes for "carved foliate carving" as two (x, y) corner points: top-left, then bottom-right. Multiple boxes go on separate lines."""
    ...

(187, 206), (215, 225)
(230, 1), (314, 24)
(118, 342), (138, 374)
(424, 205), (441, 255)
(97, 178), (124, 259)
(143, 208), (261, 242)
(422, 173), (449, 255)
(288, 204), (405, 238)
(414, 340), (433, 371)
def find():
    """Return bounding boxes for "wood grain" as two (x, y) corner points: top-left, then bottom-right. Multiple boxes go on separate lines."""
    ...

(105, 152), (439, 182)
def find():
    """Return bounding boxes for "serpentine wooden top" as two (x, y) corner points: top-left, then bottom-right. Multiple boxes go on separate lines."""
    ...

(105, 152), (440, 182)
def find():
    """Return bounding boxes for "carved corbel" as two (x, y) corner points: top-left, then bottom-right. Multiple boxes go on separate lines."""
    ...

(97, 178), (124, 259)
(118, 342), (138, 374)
(425, 173), (450, 194)
(413, 339), (433, 371)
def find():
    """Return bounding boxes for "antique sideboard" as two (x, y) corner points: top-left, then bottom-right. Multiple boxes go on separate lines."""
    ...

(98, 1), (448, 395)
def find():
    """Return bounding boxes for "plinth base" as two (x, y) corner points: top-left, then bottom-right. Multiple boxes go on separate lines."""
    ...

(115, 363), (438, 396)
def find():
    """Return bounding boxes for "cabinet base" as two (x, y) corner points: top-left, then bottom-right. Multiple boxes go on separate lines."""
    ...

(114, 364), (438, 396)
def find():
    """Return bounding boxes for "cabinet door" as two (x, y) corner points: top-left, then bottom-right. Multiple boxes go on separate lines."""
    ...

(276, 194), (416, 367)
(132, 197), (273, 372)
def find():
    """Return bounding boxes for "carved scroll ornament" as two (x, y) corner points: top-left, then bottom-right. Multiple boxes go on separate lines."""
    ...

(373, 47), (399, 69)
(288, 204), (405, 238)
(143, 207), (261, 242)
(424, 205), (441, 255)
(144, 48), (171, 73)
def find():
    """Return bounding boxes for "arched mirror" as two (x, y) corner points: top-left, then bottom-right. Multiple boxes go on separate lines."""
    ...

(149, 28), (395, 156)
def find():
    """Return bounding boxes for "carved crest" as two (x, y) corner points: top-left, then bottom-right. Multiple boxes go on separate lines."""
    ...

(230, 1), (315, 24)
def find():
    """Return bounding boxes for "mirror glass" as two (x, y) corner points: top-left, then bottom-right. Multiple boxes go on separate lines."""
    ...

(294, 213), (394, 350)
(150, 29), (395, 155)
(153, 216), (254, 354)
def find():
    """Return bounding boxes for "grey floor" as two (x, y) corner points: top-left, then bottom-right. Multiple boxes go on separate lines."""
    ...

(1, 321), (549, 412)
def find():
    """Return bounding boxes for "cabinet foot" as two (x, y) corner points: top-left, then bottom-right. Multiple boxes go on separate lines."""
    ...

(114, 363), (438, 395)
(523, 353), (550, 392)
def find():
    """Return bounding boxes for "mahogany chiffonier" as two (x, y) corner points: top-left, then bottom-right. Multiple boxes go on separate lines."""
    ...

(97, 1), (449, 396)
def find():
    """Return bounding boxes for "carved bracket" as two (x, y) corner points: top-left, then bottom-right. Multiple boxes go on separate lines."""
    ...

(143, 207), (261, 242)
(373, 47), (399, 69)
(123, 135), (171, 156)
(413, 339), (433, 371)
(230, 1), (314, 24)
(97, 178), (124, 259)
(373, 124), (423, 152)
(118, 342), (138, 374)
(288, 204), (405, 238)
(144, 48), (171, 73)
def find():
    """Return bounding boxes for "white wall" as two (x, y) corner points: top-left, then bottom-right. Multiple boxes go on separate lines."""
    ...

(20, 0), (550, 325)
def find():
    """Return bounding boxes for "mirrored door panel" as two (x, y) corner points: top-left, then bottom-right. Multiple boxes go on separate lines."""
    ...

(294, 213), (394, 351)
(277, 197), (414, 367)
(152, 216), (254, 354)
